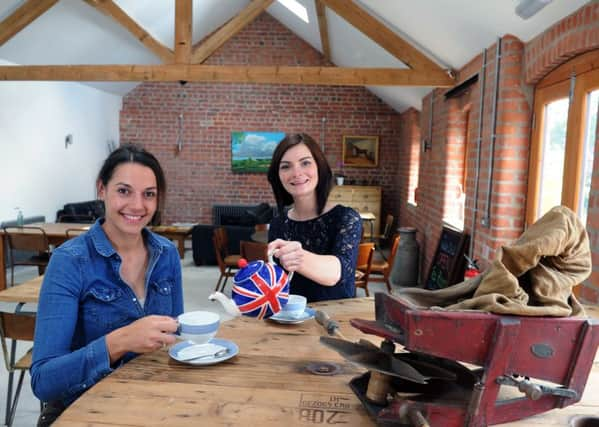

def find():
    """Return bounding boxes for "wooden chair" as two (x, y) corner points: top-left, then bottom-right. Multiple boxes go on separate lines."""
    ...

(212, 234), (239, 293)
(213, 227), (241, 267)
(254, 224), (268, 232)
(369, 234), (400, 293)
(0, 312), (36, 426)
(3, 226), (51, 287)
(355, 242), (375, 297)
(374, 214), (394, 254)
(240, 240), (268, 262)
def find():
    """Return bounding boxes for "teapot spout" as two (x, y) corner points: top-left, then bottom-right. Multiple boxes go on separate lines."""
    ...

(209, 292), (241, 317)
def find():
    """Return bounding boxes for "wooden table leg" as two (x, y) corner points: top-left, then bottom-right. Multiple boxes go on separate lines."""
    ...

(175, 236), (185, 259)
(0, 234), (6, 291)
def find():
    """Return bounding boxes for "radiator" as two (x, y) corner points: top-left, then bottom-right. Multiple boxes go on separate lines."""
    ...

(212, 205), (255, 225)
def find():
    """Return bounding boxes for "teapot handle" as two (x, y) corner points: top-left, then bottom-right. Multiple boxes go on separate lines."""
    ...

(267, 249), (294, 283)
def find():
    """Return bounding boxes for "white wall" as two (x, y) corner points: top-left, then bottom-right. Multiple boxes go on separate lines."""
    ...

(0, 63), (122, 222)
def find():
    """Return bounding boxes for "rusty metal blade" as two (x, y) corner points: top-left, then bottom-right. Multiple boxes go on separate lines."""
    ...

(320, 336), (428, 384)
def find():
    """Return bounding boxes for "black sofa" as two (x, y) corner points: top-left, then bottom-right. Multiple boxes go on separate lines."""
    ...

(56, 200), (105, 223)
(191, 203), (275, 266)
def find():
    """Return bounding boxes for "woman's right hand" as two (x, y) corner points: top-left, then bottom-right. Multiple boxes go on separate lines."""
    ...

(106, 315), (178, 363)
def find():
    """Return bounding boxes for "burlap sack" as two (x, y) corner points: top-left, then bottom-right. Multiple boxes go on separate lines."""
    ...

(398, 206), (591, 317)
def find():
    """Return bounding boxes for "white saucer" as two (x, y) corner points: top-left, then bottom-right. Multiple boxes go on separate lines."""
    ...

(269, 307), (315, 324)
(169, 338), (239, 365)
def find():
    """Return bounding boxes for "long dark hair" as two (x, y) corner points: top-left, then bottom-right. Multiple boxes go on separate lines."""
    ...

(97, 144), (166, 225)
(267, 133), (332, 215)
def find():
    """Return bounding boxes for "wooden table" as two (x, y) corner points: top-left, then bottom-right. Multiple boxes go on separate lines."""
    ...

(1, 278), (595, 426)
(149, 225), (193, 259)
(0, 223), (90, 291)
(48, 298), (599, 427)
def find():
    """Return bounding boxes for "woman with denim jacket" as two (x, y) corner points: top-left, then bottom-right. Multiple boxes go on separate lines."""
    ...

(31, 144), (183, 425)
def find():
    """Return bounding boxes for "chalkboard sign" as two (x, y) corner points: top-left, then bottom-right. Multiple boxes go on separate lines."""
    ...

(425, 226), (469, 290)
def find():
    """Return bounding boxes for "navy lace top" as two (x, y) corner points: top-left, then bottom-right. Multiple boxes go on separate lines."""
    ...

(268, 205), (362, 302)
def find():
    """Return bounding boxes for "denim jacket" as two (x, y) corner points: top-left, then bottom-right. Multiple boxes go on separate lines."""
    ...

(31, 219), (183, 405)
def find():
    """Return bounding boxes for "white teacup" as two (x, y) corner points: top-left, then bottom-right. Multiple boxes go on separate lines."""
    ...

(177, 311), (220, 344)
(280, 294), (307, 319)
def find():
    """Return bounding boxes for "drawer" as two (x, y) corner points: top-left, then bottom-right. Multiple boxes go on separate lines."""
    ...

(352, 188), (381, 202)
(329, 191), (353, 203)
(353, 203), (379, 214)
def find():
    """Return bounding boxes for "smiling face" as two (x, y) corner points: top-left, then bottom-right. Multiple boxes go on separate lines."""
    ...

(97, 162), (158, 238)
(278, 143), (319, 201)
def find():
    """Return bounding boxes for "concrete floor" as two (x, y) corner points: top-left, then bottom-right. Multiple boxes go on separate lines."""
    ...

(2, 249), (389, 426)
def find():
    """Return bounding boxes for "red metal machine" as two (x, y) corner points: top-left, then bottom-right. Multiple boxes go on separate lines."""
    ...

(323, 293), (599, 426)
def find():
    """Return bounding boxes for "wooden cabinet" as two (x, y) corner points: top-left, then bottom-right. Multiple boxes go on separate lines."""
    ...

(328, 185), (382, 237)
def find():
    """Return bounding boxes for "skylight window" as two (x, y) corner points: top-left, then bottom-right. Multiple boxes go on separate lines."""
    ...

(277, 0), (309, 23)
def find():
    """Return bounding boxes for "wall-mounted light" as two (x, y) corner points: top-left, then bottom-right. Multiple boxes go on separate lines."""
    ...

(65, 134), (73, 149)
(515, 0), (553, 20)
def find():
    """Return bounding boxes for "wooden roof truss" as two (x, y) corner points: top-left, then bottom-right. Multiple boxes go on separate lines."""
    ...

(0, 0), (454, 87)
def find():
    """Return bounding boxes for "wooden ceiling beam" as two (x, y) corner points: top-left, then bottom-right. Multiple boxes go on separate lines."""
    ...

(83, 0), (174, 63)
(0, 0), (59, 46)
(0, 64), (454, 86)
(191, 0), (274, 64)
(315, 0), (331, 62)
(174, 0), (192, 64)
(319, 0), (447, 74)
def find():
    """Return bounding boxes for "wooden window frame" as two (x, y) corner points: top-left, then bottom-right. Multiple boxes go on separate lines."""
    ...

(526, 49), (599, 226)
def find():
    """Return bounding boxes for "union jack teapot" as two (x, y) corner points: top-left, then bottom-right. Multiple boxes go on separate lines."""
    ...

(209, 258), (291, 319)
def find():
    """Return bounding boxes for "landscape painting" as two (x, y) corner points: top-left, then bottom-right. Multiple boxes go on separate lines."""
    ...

(231, 131), (285, 173)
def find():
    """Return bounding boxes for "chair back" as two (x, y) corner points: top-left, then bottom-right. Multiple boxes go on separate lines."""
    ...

(387, 234), (401, 266)
(214, 227), (230, 255)
(0, 312), (35, 426)
(356, 242), (375, 272)
(381, 214), (394, 240)
(254, 223), (268, 232)
(0, 314), (35, 343)
(0, 313), (35, 371)
(240, 240), (268, 262)
(355, 243), (375, 297)
(65, 228), (88, 239)
(3, 227), (50, 253)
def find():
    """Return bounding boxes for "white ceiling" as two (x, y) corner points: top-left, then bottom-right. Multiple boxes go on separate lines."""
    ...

(0, 0), (590, 112)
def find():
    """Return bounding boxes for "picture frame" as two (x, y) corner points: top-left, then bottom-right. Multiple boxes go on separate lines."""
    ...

(342, 135), (379, 168)
(231, 131), (285, 173)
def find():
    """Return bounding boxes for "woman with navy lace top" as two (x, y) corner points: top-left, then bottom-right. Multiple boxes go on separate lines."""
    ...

(267, 133), (362, 302)
(31, 144), (182, 426)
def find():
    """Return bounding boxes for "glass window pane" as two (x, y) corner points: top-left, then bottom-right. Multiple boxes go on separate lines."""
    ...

(538, 98), (569, 219)
(578, 90), (599, 224)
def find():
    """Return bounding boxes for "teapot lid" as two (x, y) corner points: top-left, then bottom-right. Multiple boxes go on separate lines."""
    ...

(233, 260), (266, 284)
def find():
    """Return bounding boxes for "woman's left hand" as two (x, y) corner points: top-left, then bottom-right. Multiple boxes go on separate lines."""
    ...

(268, 238), (304, 272)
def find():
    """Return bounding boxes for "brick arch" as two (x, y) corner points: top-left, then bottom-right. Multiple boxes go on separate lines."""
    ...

(524, 2), (599, 85)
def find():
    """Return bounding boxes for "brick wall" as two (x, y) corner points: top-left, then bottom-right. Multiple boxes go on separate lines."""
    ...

(524, 3), (599, 85)
(399, 2), (599, 300)
(120, 14), (401, 226)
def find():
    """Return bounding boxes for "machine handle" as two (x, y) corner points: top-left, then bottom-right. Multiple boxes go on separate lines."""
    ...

(315, 310), (348, 340)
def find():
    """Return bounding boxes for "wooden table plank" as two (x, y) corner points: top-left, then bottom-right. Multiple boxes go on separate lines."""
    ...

(0, 275), (43, 304)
